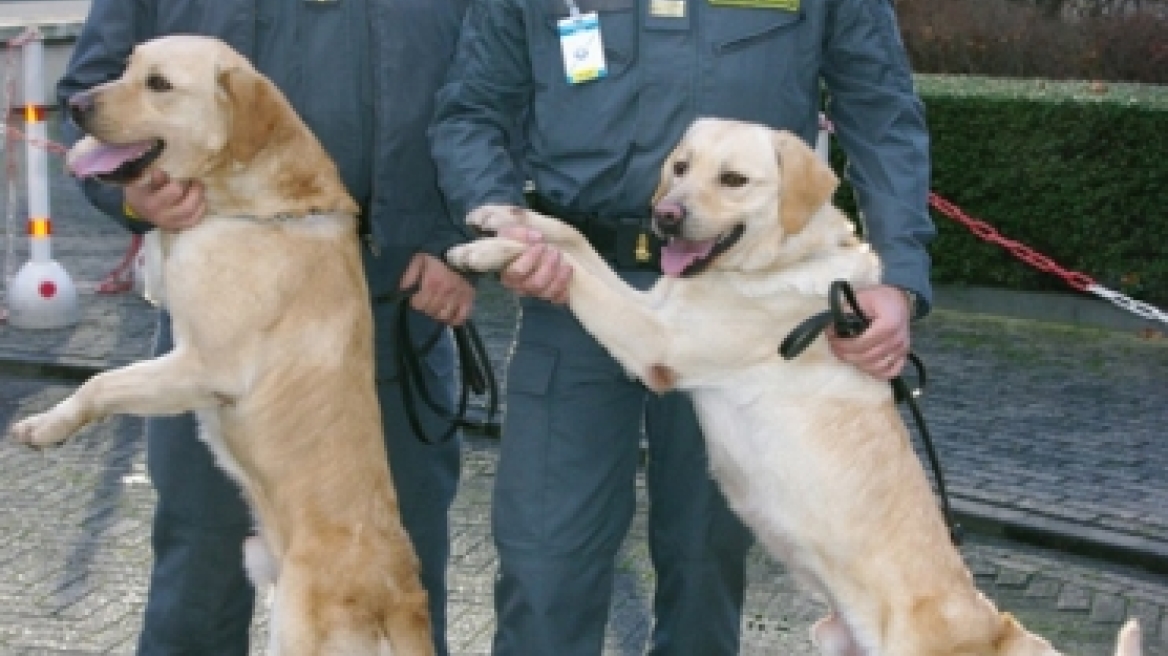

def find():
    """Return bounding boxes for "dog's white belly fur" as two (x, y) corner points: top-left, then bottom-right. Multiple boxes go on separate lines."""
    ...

(156, 215), (355, 538)
(192, 409), (250, 509)
(692, 373), (891, 588)
(694, 367), (999, 654)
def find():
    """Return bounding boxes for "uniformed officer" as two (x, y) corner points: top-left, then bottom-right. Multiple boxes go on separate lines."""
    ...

(431, 0), (934, 653)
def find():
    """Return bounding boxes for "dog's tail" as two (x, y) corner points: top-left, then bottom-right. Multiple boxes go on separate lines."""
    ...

(1114, 619), (1142, 656)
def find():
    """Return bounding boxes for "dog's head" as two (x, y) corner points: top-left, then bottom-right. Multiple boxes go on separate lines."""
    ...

(65, 35), (260, 184)
(66, 35), (355, 217)
(651, 117), (845, 277)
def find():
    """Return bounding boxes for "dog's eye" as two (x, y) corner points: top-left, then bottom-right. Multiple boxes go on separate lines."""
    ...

(719, 171), (749, 188)
(146, 73), (173, 92)
(673, 160), (689, 176)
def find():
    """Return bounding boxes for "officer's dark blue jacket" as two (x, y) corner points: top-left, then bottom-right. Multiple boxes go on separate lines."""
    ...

(432, 0), (934, 308)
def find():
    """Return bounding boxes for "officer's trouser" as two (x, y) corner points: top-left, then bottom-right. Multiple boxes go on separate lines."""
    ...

(137, 307), (461, 656)
(491, 270), (754, 656)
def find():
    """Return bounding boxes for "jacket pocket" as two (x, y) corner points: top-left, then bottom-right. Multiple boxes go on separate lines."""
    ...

(534, 0), (638, 81)
(708, 6), (803, 54)
(700, 7), (813, 127)
(528, 0), (639, 155)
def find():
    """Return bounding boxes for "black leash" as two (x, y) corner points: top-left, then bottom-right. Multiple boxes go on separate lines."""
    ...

(779, 280), (963, 546)
(375, 284), (500, 445)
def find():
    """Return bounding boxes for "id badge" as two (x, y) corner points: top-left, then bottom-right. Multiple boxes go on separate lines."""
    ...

(558, 12), (608, 84)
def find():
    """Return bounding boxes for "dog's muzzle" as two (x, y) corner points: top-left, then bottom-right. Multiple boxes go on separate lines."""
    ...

(652, 200), (686, 238)
(68, 90), (97, 132)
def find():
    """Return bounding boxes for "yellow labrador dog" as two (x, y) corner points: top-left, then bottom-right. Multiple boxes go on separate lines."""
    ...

(9, 35), (433, 655)
(447, 117), (1141, 656)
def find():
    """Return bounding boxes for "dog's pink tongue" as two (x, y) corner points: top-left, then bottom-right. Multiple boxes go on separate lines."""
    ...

(660, 238), (716, 277)
(67, 141), (153, 178)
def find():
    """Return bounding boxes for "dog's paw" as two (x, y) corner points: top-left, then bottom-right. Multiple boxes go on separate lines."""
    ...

(467, 204), (528, 234)
(9, 410), (75, 449)
(447, 238), (527, 273)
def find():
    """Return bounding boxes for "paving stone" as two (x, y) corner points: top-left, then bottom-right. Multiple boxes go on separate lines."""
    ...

(1025, 575), (1063, 599)
(1090, 592), (1129, 624)
(997, 566), (1036, 588)
(1058, 584), (1095, 612)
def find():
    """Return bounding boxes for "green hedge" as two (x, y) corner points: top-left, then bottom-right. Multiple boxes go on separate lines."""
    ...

(833, 75), (1168, 305)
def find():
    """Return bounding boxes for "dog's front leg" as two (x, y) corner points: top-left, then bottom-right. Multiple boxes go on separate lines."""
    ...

(468, 204), (632, 293)
(450, 234), (674, 391)
(9, 349), (221, 448)
(555, 250), (674, 391)
(447, 236), (528, 275)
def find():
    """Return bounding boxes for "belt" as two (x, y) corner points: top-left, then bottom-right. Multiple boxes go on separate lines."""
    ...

(526, 193), (662, 271)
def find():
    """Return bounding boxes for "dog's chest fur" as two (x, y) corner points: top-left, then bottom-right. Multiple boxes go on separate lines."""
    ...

(148, 212), (370, 530)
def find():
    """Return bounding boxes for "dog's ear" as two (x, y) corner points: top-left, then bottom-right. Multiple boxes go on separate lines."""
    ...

(218, 65), (280, 164)
(772, 130), (838, 235)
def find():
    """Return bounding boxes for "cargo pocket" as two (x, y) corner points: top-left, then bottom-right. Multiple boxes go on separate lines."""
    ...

(493, 344), (560, 546)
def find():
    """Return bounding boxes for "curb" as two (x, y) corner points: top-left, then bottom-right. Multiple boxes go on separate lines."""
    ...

(952, 498), (1168, 575)
(933, 284), (1164, 334)
(0, 351), (107, 382)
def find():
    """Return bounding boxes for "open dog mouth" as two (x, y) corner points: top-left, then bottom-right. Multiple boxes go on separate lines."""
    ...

(660, 224), (745, 277)
(67, 139), (164, 185)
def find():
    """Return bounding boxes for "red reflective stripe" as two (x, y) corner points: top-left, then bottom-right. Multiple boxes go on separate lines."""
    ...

(24, 105), (46, 123)
(28, 218), (51, 237)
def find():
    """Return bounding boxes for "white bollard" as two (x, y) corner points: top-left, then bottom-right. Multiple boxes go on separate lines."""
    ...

(7, 31), (80, 329)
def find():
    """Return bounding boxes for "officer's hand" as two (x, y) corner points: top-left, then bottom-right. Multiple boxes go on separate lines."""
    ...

(400, 253), (476, 326)
(826, 284), (913, 380)
(124, 169), (206, 231)
(496, 224), (572, 305)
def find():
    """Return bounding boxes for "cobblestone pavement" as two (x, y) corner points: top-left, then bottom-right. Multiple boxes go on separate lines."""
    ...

(2, 116), (1168, 654)
(1, 404), (1166, 656)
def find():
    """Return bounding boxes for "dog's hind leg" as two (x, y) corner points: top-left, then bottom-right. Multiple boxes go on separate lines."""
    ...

(9, 348), (221, 448)
(384, 589), (435, 656)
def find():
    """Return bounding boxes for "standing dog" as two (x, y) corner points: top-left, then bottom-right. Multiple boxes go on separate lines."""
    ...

(8, 36), (433, 655)
(447, 117), (1141, 656)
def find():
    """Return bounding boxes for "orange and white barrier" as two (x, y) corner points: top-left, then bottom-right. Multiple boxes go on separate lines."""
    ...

(7, 29), (79, 329)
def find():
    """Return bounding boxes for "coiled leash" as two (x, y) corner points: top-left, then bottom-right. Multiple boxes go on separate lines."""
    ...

(779, 280), (963, 546)
(376, 283), (500, 444)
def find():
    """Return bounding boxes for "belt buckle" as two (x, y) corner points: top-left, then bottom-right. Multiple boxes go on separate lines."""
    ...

(615, 217), (659, 270)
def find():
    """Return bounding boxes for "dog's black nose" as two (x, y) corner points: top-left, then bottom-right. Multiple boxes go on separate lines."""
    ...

(653, 201), (686, 235)
(68, 91), (96, 130)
